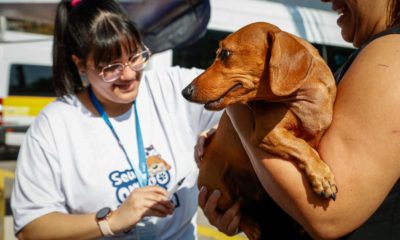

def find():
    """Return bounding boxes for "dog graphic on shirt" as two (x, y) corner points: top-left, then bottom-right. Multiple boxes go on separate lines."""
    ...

(146, 145), (171, 187)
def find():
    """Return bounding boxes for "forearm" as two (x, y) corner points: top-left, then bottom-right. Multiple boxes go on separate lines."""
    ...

(225, 105), (389, 239)
(240, 144), (340, 239)
(17, 186), (174, 239)
(18, 212), (101, 240)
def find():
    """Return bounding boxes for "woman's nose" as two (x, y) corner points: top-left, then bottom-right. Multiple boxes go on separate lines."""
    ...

(120, 64), (138, 81)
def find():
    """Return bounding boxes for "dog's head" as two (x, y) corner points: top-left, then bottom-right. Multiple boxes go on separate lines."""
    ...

(182, 22), (315, 110)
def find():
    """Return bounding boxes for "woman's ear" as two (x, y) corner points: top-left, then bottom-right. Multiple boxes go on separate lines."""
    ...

(71, 54), (86, 74)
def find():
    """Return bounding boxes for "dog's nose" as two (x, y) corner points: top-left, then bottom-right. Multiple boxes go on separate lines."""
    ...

(181, 84), (194, 100)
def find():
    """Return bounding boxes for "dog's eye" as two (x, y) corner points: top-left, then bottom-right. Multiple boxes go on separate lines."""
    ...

(217, 49), (231, 61)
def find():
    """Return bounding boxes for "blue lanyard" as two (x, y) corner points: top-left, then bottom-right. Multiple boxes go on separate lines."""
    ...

(88, 86), (148, 187)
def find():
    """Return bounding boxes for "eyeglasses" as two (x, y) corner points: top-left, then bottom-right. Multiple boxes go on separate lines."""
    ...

(98, 46), (151, 82)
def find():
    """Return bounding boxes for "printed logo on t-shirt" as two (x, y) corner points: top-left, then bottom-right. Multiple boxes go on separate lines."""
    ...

(146, 145), (171, 187)
(109, 145), (177, 205)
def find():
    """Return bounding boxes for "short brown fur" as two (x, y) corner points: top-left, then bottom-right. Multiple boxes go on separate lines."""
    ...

(182, 22), (337, 239)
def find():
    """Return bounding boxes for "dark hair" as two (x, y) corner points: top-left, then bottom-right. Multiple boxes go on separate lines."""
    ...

(52, 0), (142, 96)
(388, 0), (400, 27)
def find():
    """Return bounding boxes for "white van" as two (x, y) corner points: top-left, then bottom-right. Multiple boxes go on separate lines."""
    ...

(0, 30), (54, 148)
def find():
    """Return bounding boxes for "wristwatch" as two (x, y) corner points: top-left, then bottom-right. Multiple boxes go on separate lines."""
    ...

(95, 207), (114, 236)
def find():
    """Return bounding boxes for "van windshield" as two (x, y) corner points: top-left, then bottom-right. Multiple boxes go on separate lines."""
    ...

(9, 64), (55, 97)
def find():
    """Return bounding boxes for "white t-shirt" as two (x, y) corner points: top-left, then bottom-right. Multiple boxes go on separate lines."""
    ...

(11, 66), (221, 239)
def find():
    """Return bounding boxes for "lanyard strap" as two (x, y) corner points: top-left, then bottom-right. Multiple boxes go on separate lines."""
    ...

(88, 86), (148, 187)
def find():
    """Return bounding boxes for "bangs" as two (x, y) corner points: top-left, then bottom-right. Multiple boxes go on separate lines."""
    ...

(88, 13), (142, 67)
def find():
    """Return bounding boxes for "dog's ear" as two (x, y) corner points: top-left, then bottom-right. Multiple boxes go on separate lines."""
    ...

(269, 31), (313, 96)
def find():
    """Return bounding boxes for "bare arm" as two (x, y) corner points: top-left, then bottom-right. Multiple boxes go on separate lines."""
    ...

(18, 186), (174, 240)
(18, 212), (100, 240)
(226, 35), (400, 239)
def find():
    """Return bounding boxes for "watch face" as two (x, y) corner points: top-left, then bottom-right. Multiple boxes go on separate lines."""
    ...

(96, 207), (111, 220)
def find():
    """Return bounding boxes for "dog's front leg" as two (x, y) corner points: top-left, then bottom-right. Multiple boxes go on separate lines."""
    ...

(258, 123), (338, 200)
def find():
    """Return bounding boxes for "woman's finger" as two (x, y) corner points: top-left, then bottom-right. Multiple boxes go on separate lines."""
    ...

(222, 201), (241, 235)
(194, 136), (206, 167)
(196, 135), (206, 157)
(221, 200), (241, 224)
(226, 214), (241, 236)
(149, 202), (174, 215)
(198, 186), (208, 208)
(194, 124), (218, 167)
(202, 189), (221, 226)
(143, 208), (170, 218)
(206, 125), (218, 137)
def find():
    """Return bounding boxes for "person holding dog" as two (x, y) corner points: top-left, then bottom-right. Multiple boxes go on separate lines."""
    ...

(10, 0), (221, 239)
(198, 0), (400, 239)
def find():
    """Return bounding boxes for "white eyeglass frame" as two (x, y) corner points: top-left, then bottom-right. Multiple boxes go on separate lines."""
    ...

(97, 45), (152, 83)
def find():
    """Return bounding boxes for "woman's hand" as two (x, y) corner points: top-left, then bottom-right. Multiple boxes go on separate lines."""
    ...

(194, 124), (218, 167)
(109, 185), (174, 233)
(198, 186), (241, 236)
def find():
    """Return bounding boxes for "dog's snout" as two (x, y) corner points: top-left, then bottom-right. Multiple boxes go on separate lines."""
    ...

(182, 84), (194, 100)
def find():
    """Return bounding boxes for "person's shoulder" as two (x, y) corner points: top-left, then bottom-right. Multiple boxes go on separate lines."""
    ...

(32, 94), (85, 128)
(358, 33), (400, 65)
(39, 95), (80, 116)
(346, 33), (400, 83)
(143, 66), (203, 79)
(27, 94), (86, 138)
(142, 66), (203, 89)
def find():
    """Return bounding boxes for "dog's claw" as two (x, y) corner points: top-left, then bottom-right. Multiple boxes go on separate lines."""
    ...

(331, 192), (336, 201)
(308, 166), (338, 200)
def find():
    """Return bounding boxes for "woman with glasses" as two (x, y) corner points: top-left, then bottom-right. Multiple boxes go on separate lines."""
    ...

(11, 0), (221, 239)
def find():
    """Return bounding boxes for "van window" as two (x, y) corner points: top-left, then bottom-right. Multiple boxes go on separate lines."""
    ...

(173, 30), (229, 69)
(8, 64), (55, 97)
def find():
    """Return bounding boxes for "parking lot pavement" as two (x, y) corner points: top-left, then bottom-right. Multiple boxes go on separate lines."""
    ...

(197, 207), (248, 240)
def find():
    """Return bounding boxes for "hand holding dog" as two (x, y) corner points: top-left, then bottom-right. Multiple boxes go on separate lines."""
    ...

(194, 124), (218, 167)
(199, 186), (241, 236)
(196, 123), (242, 236)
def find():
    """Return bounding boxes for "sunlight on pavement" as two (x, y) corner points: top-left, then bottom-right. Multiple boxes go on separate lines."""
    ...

(198, 225), (248, 240)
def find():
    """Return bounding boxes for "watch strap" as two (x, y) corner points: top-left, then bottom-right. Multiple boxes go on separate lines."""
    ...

(98, 219), (114, 237)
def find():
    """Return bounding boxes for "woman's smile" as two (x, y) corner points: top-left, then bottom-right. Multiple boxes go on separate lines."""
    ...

(113, 79), (138, 92)
(332, 1), (349, 28)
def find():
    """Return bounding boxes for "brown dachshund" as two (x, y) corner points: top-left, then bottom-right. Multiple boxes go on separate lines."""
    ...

(182, 22), (337, 239)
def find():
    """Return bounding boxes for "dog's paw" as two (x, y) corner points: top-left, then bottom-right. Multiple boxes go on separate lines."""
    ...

(305, 162), (338, 200)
